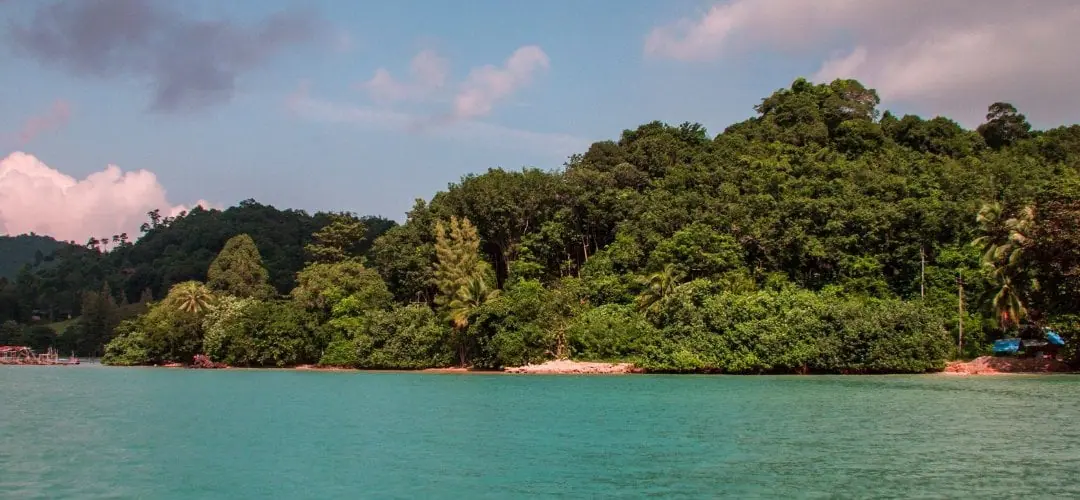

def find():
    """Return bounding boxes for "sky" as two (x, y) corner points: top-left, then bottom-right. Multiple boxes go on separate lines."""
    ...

(2, 0), (1079, 243)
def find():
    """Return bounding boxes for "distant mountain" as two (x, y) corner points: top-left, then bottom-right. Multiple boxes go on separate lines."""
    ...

(0, 234), (66, 280)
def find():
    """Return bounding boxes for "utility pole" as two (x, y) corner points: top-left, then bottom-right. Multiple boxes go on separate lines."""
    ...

(920, 246), (926, 299)
(956, 270), (965, 355)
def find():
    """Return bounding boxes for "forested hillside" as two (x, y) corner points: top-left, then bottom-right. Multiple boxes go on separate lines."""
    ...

(0, 200), (395, 352)
(0, 233), (65, 280)
(3, 78), (1078, 371)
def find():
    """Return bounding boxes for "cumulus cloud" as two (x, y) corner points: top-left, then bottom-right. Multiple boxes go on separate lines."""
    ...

(10, 100), (71, 145)
(0, 152), (214, 243)
(645, 0), (1080, 124)
(353, 45), (549, 121)
(453, 45), (550, 120)
(358, 49), (450, 104)
(6, 0), (321, 112)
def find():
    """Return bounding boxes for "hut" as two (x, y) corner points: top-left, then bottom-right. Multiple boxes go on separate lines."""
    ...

(992, 328), (1066, 359)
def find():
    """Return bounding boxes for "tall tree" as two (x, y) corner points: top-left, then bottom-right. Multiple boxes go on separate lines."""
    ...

(977, 102), (1032, 150)
(291, 260), (393, 318)
(433, 168), (563, 286)
(305, 212), (367, 264)
(433, 217), (487, 308)
(971, 203), (1036, 330)
(433, 216), (495, 365)
(207, 234), (275, 299)
(75, 282), (122, 356)
(1028, 189), (1080, 316)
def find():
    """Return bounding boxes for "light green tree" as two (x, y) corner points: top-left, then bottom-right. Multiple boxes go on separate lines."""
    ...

(165, 281), (215, 315)
(433, 216), (498, 365)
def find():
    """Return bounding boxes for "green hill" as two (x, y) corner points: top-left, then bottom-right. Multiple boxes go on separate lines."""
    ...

(0, 234), (66, 280)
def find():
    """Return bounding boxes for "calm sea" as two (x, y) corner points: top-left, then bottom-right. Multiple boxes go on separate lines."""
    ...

(1, 365), (1078, 499)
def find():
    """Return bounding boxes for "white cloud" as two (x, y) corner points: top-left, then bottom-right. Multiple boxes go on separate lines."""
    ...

(0, 152), (215, 244)
(453, 45), (550, 120)
(359, 49), (450, 103)
(645, 0), (1080, 124)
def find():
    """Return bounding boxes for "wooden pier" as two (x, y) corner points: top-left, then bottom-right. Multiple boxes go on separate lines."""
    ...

(0, 346), (80, 365)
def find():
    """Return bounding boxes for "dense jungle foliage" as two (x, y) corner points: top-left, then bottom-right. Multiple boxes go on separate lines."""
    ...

(2, 78), (1078, 372)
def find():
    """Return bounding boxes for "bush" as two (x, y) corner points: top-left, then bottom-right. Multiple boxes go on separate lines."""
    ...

(637, 288), (951, 373)
(352, 305), (455, 369)
(200, 299), (321, 367)
(102, 319), (150, 366)
(468, 279), (585, 368)
(566, 304), (658, 360)
(319, 339), (360, 367)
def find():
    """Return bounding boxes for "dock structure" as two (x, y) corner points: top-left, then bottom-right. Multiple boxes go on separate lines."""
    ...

(0, 346), (79, 365)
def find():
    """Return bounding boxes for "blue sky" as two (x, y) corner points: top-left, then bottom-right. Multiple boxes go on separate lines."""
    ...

(1, 0), (1077, 241)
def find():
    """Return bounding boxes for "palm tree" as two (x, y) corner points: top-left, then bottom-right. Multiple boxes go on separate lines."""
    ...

(636, 264), (680, 315)
(972, 202), (1007, 266)
(989, 268), (1026, 330)
(447, 274), (500, 366)
(1002, 205), (1034, 267)
(971, 202), (1036, 331)
(165, 281), (215, 314)
(972, 202), (1034, 269)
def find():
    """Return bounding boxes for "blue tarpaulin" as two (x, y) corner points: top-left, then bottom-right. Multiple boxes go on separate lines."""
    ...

(1046, 330), (1065, 346)
(993, 338), (1021, 355)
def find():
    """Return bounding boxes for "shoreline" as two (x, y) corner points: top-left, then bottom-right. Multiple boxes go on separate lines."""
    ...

(941, 356), (1073, 375)
(112, 357), (1076, 376)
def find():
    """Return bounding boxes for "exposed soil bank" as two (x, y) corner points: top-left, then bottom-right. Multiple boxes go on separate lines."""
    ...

(943, 356), (1073, 375)
(503, 359), (640, 374)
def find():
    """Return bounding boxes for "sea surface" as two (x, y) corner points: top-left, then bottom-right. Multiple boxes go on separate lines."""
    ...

(1, 365), (1078, 499)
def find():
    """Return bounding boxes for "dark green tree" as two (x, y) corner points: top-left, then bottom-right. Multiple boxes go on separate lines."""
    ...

(305, 212), (367, 264)
(977, 102), (1032, 149)
(207, 234), (275, 299)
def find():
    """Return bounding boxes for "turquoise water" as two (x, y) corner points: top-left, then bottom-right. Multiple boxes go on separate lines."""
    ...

(1, 366), (1078, 499)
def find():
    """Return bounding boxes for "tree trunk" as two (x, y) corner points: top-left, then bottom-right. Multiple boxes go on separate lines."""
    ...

(457, 332), (467, 367)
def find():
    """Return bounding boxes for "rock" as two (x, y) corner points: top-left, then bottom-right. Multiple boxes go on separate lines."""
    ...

(190, 354), (226, 369)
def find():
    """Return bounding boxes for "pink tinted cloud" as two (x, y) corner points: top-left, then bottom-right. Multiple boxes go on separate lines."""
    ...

(644, 0), (1080, 124)
(359, 49), (450, 103)
(0, 152), (216, 244)
(453, 45), (549, 120)
(355, 45), (550, 121)
(15, 100), (71, 145)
